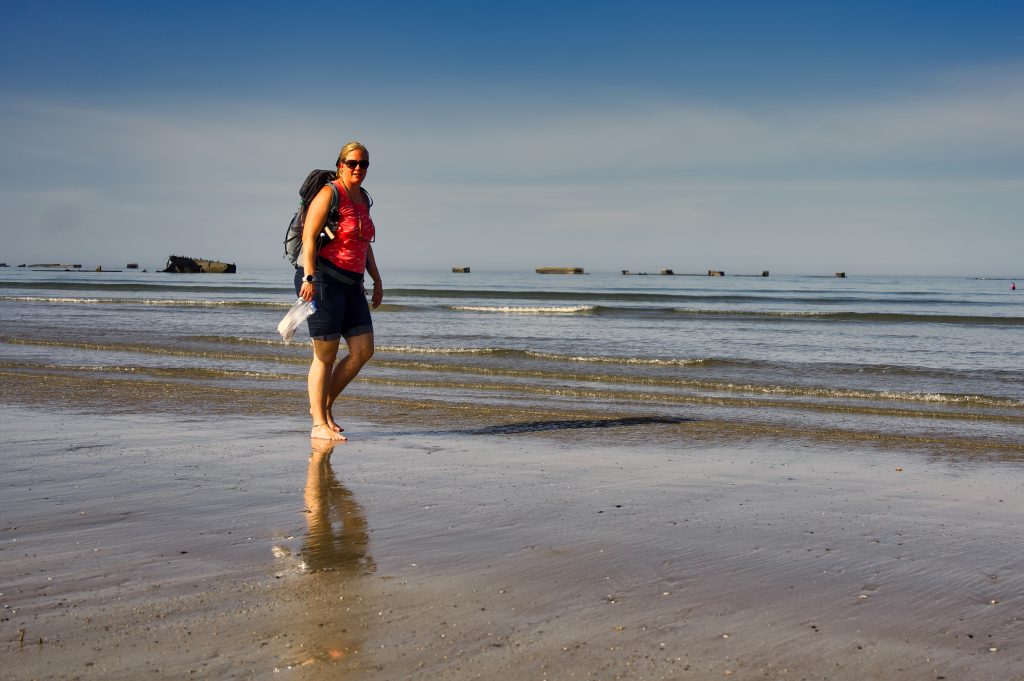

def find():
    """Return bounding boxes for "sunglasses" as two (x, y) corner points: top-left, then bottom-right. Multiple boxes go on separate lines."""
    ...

(341, 159), (369, 170)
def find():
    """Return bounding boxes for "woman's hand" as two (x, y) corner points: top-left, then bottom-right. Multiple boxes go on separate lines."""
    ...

(300, 280), (314, 302)
(371, 280), (383, 309)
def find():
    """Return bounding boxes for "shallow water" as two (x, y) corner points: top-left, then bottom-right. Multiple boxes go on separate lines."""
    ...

(2, 268), (1022, 453)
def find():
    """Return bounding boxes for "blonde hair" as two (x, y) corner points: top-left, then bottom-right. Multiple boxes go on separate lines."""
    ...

(336, 141), (369, 177)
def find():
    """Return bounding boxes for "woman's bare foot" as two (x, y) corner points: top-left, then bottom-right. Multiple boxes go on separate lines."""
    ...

(311, 423), (347, 441)
(311, 408), (344, 432)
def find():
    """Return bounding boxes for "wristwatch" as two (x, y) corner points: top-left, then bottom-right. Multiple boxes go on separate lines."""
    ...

(303, 274), (315, 284)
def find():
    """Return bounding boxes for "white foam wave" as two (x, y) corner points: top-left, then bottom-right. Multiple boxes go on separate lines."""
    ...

(3, 295), (107, 304)
(1, 295), (284, 308)
(448, 305), (595, 314)
(674, 307), (830, 317)
(877, 390), (1023, 407)
(375, 344), (708, 366)
(523, 350), (706, 366)
(378, 345), (497, 355)
(716, 382), (1023, 407)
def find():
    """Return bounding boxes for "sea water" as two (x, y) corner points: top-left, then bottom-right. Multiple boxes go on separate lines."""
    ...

(1, 268), (1022, 453)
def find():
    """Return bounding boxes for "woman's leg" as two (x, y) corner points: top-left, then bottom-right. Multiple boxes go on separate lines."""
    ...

(324, 332), (375, 430)
(309, 338), (346, 441)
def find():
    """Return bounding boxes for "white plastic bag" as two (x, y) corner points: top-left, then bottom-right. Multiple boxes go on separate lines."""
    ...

(277, 298), (315, 344)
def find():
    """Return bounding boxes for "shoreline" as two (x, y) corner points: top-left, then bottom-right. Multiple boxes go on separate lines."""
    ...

(3, 406), (1023, 679)
(2, 366), (1022, 460)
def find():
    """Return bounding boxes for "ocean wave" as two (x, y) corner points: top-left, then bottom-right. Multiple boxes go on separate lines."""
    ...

(190, 335), (302, 347)
(0, 361), (300, 382)
(6, 336), (1021, 410)
(359, 375), (1024, 421)
(0, 295), (286, 308)
(714, 382), (1024, 408)
(380, 346), (712, 366)
(386, 286), (976, 307)
(520, 350), (708, 366)
(448, 305), (597, 314)
(377, 345), (502, 355)
(12, 292), (1015, 326)
(369, 359), (1024, 409)
(4, 338), (310, 365)
(672, 308), (1024, 325)
(14, 353), (1009, 415)
(189, 339), (713, 366)
(0, 280), (290, 294)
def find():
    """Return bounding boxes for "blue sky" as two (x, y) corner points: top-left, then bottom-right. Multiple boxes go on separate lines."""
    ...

(2, 0), (1023, 275)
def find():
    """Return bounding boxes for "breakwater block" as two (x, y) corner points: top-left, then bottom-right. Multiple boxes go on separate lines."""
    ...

(163, 255), (236, 274)
(537, 267), (586, 274)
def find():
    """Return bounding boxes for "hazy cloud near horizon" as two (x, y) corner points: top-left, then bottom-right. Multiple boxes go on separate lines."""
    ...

(1, 3), (1023, 276)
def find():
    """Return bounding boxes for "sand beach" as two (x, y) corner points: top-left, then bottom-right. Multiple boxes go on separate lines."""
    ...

(2, 268), (1023, 678)
(3, 403), (1022, 680)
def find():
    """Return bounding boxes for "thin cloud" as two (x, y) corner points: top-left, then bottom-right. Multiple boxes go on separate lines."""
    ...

(1, 68), (1022, 274)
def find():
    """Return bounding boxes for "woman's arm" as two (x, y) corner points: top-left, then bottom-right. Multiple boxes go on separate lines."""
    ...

(365, 245), (383, 309)
(298, 185), (333, 302)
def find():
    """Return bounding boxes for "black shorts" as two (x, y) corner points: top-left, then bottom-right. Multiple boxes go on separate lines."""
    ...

(294, 262), (373, 342)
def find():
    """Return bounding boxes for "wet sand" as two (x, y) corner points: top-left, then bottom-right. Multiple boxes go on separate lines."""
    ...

(3, 406), (1023, 680)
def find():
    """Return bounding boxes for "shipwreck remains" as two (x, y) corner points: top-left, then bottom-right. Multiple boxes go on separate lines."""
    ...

(163, 255), (236, 274)
(536, 266), (586, 274)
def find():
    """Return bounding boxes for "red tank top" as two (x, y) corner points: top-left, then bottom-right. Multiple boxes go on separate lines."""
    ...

(318, 180), (375, 273)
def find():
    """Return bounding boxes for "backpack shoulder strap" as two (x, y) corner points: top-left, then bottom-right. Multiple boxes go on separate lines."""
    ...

(327, 182), (340, 222)
(330, 181), (371, 212)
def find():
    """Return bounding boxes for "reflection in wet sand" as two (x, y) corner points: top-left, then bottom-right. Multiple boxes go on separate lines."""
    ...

(303, 441), (376, 574)
(278, 441), (377, 676)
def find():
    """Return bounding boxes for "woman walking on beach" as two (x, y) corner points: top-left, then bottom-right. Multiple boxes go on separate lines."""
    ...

(296, 141), (383, 441)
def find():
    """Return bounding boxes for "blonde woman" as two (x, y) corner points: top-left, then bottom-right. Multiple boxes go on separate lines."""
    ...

(296, 142), (383, 441)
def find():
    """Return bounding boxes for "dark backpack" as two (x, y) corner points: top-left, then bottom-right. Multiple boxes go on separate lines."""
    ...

(283, 169), (372, 267)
